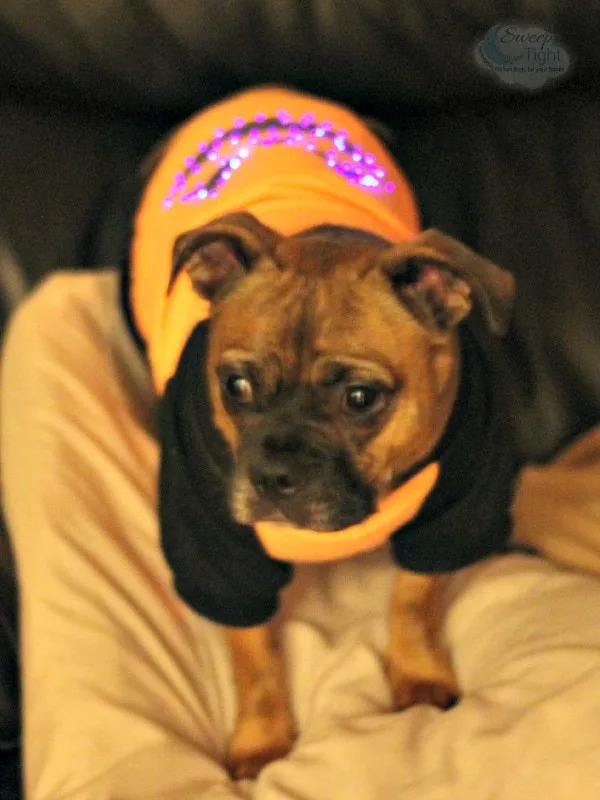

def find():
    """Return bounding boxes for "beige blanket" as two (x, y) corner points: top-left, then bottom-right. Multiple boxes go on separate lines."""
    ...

(2, 270), (600, 800)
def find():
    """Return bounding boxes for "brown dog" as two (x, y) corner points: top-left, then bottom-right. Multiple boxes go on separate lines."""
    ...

(167, 212), (515, 778)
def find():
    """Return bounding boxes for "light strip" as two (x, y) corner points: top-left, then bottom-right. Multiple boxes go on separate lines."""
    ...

(162, 108), (396, 210)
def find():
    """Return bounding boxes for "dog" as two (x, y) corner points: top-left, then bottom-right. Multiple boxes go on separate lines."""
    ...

(122, 87), (516, 779)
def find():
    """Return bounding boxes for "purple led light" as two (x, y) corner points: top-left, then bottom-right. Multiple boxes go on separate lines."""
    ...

(165, 109), (396, 207)
(263, 127), (280, 144)
(359, 175), (379, 188)
(299, 112), (315, 127)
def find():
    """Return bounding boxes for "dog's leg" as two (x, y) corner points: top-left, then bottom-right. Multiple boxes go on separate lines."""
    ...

(225, 623), (295, 780)
(386, 570), (458, 710)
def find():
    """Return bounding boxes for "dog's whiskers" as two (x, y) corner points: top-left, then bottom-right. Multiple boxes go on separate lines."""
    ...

(306, 501), (333, 532)
(230, 475), (258, 525)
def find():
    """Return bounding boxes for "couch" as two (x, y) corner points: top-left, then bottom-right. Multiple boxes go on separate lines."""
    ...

(1, 2), (599, 797)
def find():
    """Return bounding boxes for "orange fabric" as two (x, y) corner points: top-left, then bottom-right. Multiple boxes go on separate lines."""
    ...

(130, 86), (420, 395)
(255, 463), (439, 562)
(129, 87), (431, 563)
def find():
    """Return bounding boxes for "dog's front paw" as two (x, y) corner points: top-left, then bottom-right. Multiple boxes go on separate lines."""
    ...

(227, 707), (296, 780)
(386, 656), (459, 711)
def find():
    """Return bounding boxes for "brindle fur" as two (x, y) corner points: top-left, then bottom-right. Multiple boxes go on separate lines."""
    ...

(174, 213), (512, 778)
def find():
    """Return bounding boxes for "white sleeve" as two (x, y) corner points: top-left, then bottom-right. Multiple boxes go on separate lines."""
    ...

(0, 272), (243, 800)
(3, 270), (600, 800)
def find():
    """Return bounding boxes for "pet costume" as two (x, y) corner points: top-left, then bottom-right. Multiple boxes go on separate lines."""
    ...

(123, 87), (516, 626)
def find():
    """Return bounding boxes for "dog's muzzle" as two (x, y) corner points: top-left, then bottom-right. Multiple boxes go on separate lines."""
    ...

(231, 423), (375, 531)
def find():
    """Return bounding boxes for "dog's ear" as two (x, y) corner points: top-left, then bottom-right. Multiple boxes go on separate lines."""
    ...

(170, 212), (281, 300)
(380, 229), (515, 336)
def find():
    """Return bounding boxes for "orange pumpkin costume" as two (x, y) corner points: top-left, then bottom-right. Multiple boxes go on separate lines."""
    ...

(123, 87), (515, 625)
(129, 86), (420, 396)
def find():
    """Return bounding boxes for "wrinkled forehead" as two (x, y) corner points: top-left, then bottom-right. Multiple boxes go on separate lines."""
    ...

(210, 260), (423, 373)
(210, 265), (310, 355)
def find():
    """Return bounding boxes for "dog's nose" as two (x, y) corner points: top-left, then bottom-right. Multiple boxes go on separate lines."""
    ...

(250, 460), (297, 499)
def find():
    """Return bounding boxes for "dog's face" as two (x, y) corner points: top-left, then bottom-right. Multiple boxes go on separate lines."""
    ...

(172, 213), (514, 531)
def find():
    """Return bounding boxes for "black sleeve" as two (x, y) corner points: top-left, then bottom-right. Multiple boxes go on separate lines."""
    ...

(158, 322), (293, 627)
(390, 326), (517, 573)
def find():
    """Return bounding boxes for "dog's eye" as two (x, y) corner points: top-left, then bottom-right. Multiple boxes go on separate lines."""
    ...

(344, 386), (381, 414)
(224, 374), (254, 404)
